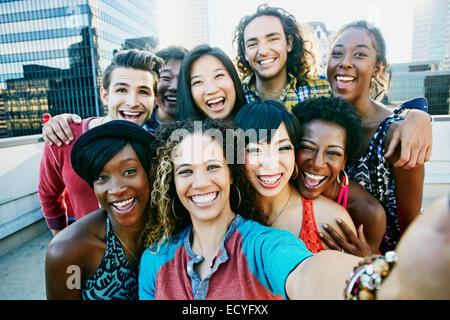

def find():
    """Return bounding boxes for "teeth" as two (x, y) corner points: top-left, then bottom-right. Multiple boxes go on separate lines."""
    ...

(207, 97), (224, 105)
(113, 198), (134, 207)
(259, 175), (281, 184)
(304, 172), (325, 180)
(260, 58), (275, 65)
(166, 96), (177, 101)
(336, 76), (354, 81)
(191, 192), (217, 204)
(122, 111), (140, 116)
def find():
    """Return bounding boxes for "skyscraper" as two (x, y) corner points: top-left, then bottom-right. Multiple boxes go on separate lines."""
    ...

(0, 0), (158, 137)
(173, 0), (210, 50)
(412, 0), (450, 70)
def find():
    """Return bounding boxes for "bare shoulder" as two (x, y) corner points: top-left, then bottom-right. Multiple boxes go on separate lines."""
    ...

(313, 195), (356, 233)
(347, 181), (385, 218)
(46, 209), (106, 266)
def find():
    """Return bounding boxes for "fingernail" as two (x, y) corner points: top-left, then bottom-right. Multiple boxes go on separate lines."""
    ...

(65, 140), (70, 145)
(56, 142), (62, 147)
(337, 218), (342, 224)
(323, 223), (329, 229)
(318, 232), (324, 238)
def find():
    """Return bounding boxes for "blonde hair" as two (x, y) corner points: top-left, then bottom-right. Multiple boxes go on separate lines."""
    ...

(143, 143), (183, 251)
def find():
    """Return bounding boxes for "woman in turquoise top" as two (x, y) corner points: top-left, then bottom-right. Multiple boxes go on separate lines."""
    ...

(45, 120), (156, 299)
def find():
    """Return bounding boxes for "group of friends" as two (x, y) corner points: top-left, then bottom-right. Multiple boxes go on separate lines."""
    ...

(39, 5), (449, 300)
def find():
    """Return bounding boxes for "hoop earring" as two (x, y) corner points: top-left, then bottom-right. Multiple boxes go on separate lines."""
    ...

(171, 199), (180, 219)
(230, 184), (242, 210)
(336, 170), (349, 188)
(290, 164), (299, 180)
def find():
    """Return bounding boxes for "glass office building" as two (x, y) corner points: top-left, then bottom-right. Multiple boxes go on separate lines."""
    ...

(0, 0), (158, 138)
(387, 61), (450, 115)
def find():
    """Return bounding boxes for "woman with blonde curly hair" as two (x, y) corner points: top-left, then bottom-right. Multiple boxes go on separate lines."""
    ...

(142, 119), (262, 250)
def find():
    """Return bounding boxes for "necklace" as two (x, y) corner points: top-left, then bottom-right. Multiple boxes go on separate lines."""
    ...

(269, 186), (293, 226)
(112, 229), (139, 264)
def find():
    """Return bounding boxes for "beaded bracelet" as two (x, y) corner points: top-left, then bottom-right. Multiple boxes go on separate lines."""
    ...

(344, 251), (397, 300)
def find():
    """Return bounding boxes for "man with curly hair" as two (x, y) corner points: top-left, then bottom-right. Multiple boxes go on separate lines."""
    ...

(233, 4), (332, 111)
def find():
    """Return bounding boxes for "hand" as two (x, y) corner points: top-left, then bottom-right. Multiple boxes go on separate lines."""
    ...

(319, 219), (372, 257)
(42, 114), (82, 146)
(378, 195), (450, 299)
(384, 110), (432, 169)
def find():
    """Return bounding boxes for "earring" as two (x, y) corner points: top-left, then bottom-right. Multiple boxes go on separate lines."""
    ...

(336, 170), (349, 188)
(230, 184), (242, 210)
(171, 199), (180, 219)
(290, 164), (299, 180)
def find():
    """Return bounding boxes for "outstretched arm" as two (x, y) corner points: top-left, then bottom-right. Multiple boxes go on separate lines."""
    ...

(378, 195), (450, 299)
(42, 114), (82, 146)
(286, 195), (450, 300)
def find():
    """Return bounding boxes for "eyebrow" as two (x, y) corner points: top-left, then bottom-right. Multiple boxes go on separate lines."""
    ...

(119, 157), (139, 164)
(274, 138), (292, 145)
(159, 68), (173, 74)
(191, 68), (226, 80)
(334, 43), (371, 50)
(175, 158), (224, 171)
(112, 82), (152, 90)
(245, 32), (282, 43)
(301, 139), (345, 150)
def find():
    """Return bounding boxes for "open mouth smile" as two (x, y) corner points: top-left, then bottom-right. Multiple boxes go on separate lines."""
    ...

(335, 75), (356, 90)
(165, 95), (177, 103)
(302, 171), (327, 188)
(111, 198), (136, 214)
(190, 192), (219, 207)
(206, 97), (225, 111)
(258, 58), (276, 66)
(257, 174), (282, 189)
(120, 111), (144, 121)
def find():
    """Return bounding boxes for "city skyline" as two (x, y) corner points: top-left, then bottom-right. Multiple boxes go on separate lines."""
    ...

(156, 0), (416, 64)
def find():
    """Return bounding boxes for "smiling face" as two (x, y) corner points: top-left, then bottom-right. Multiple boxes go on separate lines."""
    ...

(93, 143), (150, 228)
(101, 67), (156, 126)
(156, 59), (182, 120)
(327, 28), (380, 105)
(172, 133), (234, 224)
(244, 123), (295, 198)
(190, 55), (236, 119)
(295, 120), (347, 200)
(243, 15), (293, 82)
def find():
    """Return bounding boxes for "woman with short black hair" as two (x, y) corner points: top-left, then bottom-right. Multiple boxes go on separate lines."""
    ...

(45, 120), (156, 300)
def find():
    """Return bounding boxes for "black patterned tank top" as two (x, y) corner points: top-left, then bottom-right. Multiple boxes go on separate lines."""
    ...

(81, 215), (138, 300)
(346, 114), (402, 254)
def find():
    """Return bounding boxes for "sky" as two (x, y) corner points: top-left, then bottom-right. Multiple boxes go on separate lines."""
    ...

(156, 0), (416, 64)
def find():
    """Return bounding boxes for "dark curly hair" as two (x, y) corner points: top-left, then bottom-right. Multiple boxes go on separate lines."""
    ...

(233, 4), (316, 85)
(291, 97), (362, 164)
(143, 119), (265, 249)
(331, 20), (392, 100)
